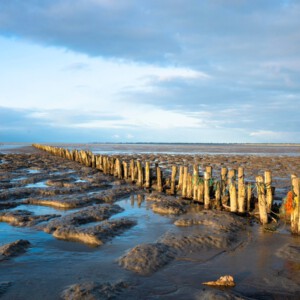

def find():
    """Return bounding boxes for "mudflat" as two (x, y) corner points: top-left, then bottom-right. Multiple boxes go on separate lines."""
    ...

(0, 144), (300, 299)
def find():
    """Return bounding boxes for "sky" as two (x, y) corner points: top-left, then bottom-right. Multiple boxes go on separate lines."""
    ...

(0, 0), (300, 143)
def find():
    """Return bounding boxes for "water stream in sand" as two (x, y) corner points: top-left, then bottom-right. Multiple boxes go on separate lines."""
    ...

(0, 196), (177, 299)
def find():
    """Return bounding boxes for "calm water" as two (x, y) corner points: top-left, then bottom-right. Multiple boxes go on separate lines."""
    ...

(3, 143), (299, 156)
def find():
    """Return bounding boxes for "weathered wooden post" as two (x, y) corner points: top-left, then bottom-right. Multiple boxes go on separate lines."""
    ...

(170, 165), (177, 195)
(187, 173), (193, 199)
(110, 157), (115, 175)
(192, 164), (199, 200)
(215, 181), (221, 209)
(221, 167), (228, 200)
(238, 167), (246, 213)
(99, 155), (103, 171)
(291, 177), (300, 234)
(123, 161), (128, 179)
(205, 165), (213, 199)
(228, 169), (237, 212)
(91, 154), (96, 168)
(145, 161), (151, 188)
(182, 166), (188, 198)
(197, 180), (204, 203)
(117, 159), (123, 179)
(130, 159), (135, 183)
(134, 161), (138, 183)
(264, 170), (273, 213)
(247, 182), (252, 211)
(137, 161), (143, 187)
(204, 171), (210, 209)
(156, 166), (163, 192)
(178, 166), (184, 191)
(103, 156), (107, 174)
(205, 166), (212, 178)
(114, 159), (120, 177)
(256, 175), (268, 225)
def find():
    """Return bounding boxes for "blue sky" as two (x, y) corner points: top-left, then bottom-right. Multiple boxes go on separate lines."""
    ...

(0, 0), (299, 143)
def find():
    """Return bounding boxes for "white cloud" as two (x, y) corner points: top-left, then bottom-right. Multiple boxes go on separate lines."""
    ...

(249, 130), (281, 137)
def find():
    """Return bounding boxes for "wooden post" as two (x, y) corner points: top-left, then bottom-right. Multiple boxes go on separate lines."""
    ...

(221, 167), (228, 198)
(99, 155), (103, 171)
(156, 166), (163, 192)
(114, 159), (120, 177)
(123, 161), (128, 179)
(256, 175), (268, 225)
(178, 166), (184, 191)
(110, 157), (116, 175)
(228, 169), (237, 212)
(187, 173), (193, 199)
(137, 161), (143, 187)
(205, 165), (212, 199)
(117, 159), (123, 179)
(170, 165), (177, 195)
(130, 159), (135, 183)
(192, 164), (199, 200)
(238, 167), (246, 213)
(182, 166), (188, 198)
(134, 162), (138, 183)
(264, 170), (273, 213)
(91, 154), (96, 168)
(193, 164), (199, 177)
(197, 180), (204, 203)
(205, 166), (212, 178)
(103, 156), (108, 174)
(215, 181), (221, 209)
(291, 177), (300, 234)
(145, 161), (151, 188)
(247, 182), (252, 211)
(204, 172), (210, 209)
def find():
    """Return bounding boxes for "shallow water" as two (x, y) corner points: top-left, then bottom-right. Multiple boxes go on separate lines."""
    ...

(25, 181), (47, 188)
(58, 143), (300, 156)
(0, 196), (177, 299)
(27, 169), (41, 174)
(10, 204), (80, 216)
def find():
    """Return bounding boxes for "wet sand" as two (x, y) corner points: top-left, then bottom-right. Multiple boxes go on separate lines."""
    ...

(0, 144), (300, 299)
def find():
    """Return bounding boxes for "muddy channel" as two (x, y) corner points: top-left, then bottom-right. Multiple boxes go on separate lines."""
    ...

(0, 145), (300, 299)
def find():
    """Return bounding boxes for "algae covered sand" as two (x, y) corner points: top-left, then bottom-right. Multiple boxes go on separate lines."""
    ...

(0, 144), (300, 299)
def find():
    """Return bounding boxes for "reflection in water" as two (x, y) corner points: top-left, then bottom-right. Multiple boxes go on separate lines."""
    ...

(130, 194), (144, 208)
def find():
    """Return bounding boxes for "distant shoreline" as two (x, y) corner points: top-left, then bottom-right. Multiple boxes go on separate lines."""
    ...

(2, 142), (300, 146)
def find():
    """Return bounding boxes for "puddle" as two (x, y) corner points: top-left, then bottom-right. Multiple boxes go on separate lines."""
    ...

(25, 181), (48, 188)
(10, 204), (80, 216)
(27, 169), (41, 174)
(10, 176), (27, 182)
(79, 196), (175, 243)
(51, 170), (75, 175)
(75, 179), (88, 183)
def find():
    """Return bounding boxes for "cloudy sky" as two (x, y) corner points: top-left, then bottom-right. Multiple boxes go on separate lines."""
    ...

(0, 0), (299, 143)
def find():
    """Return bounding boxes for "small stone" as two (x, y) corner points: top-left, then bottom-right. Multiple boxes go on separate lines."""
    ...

(202, 275), (235, 287)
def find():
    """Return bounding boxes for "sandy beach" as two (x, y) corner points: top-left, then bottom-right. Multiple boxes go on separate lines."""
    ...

(0, 144), (300, 299)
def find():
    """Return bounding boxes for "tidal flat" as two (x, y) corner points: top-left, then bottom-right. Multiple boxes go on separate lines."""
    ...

(0, 144), (300, 299)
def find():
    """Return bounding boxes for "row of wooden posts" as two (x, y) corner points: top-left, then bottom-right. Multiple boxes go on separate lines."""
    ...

(32, 144), (300, 234)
